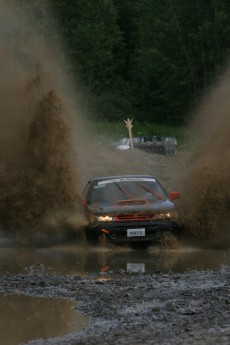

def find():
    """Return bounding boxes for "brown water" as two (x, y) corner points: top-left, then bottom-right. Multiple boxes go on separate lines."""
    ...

(0, 1), (85, 234)
(0, 294), (87, 345)
(0, 238), (229, 345)
(0, 243), (229, 275)
(177, 68), (230, 243)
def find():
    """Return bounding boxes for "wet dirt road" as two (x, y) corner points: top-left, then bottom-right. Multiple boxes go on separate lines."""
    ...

(0, 262), (230, 345)
(0, 2), (229, 344)
(0, 239), (230, 345)
(0, 142), (229, 345)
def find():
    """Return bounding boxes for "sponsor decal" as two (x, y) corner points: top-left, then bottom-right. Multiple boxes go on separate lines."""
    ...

(97, 178), (156, 185)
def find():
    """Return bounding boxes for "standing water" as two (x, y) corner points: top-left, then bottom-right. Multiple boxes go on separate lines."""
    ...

(0, 294), (87, 345)
(0, 243), (230, 275)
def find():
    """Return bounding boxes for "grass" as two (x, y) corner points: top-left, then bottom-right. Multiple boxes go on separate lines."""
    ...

(85, 119), (192, 150)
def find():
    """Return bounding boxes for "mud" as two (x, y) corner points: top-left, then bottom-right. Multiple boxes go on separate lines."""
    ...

(0, 0), (229, 245)
(177, 69), (230, 241)
(0, 267), (229, 345)
(0, 86), (81, 232)
(0, 3), (230, 345)
(0, 1), (84, 234)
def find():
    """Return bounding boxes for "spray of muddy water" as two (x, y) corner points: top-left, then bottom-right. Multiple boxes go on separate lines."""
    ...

(0, 2), (85, 237)
(178, 69), (230, 244)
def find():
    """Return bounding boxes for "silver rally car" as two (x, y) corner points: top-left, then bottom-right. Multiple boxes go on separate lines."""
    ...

(81, 175), (181, 245)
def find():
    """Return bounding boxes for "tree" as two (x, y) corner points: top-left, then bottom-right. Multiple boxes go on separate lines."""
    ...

(51, 0), (230, 124)
(51, 0), (127, 119)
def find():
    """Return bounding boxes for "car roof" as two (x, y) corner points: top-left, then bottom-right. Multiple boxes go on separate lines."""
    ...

(89, 174), (157, 183)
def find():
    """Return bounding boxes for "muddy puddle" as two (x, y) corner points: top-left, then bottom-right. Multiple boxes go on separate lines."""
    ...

(0, 293), (87, 345)
(0, 235), (230, 345)
(0, 242), (230, 276)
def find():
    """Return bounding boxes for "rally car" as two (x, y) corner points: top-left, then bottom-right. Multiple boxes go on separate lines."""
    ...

(81, 175), (181, 246)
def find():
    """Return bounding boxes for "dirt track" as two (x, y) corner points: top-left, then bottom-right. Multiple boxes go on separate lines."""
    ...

(0, 266), (229, 345)
(0, 148), (229, 345)
(76, 144), (192, 193)
(0, 1), (229, 342)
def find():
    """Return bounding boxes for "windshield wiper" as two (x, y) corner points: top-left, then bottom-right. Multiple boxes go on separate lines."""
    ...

(137, 182), (163, 200)
(114, 182), (133, 199)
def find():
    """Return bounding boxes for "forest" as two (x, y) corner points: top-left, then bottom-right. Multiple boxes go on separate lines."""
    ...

(16, 0), (230, 124)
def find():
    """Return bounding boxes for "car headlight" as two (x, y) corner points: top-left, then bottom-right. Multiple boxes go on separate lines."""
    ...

(158, 211), (178, 220)
(158, 212), (173, 219)
(96, 215), (114, 222)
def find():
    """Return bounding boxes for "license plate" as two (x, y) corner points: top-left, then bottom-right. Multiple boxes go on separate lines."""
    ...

(127, 263), (145, 273)
(127, 228), (145, 237)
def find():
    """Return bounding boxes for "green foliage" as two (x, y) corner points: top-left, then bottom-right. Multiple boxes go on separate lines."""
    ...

(39, 1), (230, 124)
(86, 119), (190, 149)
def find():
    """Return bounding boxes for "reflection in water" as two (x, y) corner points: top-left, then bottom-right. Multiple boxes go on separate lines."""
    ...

(0, 294), (87, 345)
(0, 243), (230, 275)
(0, 240), (230, 345)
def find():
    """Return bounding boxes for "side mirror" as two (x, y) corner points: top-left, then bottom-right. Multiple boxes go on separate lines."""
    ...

(168, 191), (180, 201)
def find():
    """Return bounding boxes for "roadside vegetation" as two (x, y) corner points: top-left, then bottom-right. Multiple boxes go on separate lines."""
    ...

(12, 1), (230, 128)
(86, 120), (191, 150)
(50, 0), (230, 126)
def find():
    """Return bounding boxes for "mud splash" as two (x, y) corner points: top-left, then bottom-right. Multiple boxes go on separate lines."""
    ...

(0, 2), (85, 235)
(178, 68), (230, 243)
(0, 73), (83, 233)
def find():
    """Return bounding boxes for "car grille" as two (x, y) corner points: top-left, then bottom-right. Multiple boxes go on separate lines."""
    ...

(115, 213), (156, 221)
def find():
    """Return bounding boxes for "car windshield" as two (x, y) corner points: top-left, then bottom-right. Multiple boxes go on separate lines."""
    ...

(89, 177), (168, 204)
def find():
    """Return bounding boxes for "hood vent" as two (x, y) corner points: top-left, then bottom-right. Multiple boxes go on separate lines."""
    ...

(115, 199), (147, 206)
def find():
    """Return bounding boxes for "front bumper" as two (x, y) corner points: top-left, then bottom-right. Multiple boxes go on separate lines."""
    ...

(86, 220), (182, 243)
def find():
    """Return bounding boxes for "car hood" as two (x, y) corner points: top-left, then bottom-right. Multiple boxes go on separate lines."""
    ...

(87, 199), (175, 215)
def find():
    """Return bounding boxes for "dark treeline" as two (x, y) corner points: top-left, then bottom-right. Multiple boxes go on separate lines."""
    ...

(22, 0), (230, 124)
